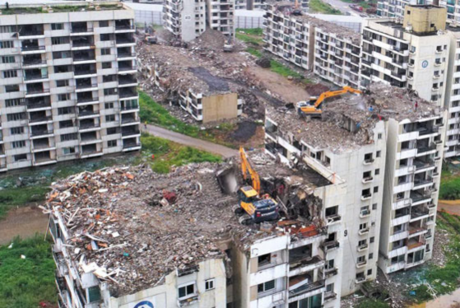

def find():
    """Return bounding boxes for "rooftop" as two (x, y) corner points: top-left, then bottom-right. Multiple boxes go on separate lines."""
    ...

(267, 83), (442, 153)
(0, 2), (124, 15)
(268, 2), (360, 44)
(45, 156), (332, 296)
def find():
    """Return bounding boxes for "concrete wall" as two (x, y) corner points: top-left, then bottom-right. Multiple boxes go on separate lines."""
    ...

(202, 93), (239, 123)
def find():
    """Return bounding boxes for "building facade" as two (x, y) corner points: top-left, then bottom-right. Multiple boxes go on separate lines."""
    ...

(0, 2), (140, 172)
(263, 3), (362, 89)
(207, 0), (235, 37)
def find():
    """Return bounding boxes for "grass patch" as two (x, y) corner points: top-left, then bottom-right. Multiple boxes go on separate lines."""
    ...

(309, 0), (342, 14)
(338, 0), (376, 9)
(0, 235), (56, 307)
(138, 133), (221, 173)
(357, 299), (389, 308)
(246, 47), (262, 58)
(236, 28), (263, 36)
(235, 28), (264, 46)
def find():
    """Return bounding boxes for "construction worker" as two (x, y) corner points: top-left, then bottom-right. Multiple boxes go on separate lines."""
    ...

(415, 101), (418, 112)
(144, 121), (148, 129)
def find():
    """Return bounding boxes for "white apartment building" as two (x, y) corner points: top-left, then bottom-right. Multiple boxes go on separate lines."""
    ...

(378, 0), (460, 22)
(207, 0), (235, 37)
(162, 0), (234, 42)
(162, 0), (207, 42)
(264, 83), (445, 288)
(379, 113), (445, 273)
(263, 3), (361, 89)
(265, 105), (386, 296)
(360, 5), (450, 107)
(0, 2), (140, 172)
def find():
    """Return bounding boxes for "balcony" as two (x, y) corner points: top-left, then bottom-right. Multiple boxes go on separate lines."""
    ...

(123, 141), (141, 149)
(27, 101), (51, 110)
(74, 69), (97, 76)
(360, 209), (371, 218)
(22, 59), (47, 67)
(24, 73), (48, 81)
(417, 144), (436, 155)
(410, 208), (429, 221)
(21, 45), (45, 53)
(78, 110), (99, 118)
(323, 267), (338, 278)
(326, 214), (341, 225)
(31, 129), (53, 137)
(356, 260), (367, 269)
(29, 116), (51, 124)
(289, 279), (325, 298)
(121, 128), (140, 137)
(410, 192), (431, 205)
(361, 193), (372, 201)
(358, 227), (370, 235)
(363, 158), (374, 165)
(119, 90), (138, 98)
(413, 177), (433, 189)
(321, 240), (340, 252)
(407, 238), (425, 251)
(357, 243), (369, 252)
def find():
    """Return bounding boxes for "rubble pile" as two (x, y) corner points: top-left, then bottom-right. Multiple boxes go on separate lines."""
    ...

(44, 163), (251, 296)
(267, 83), (442, 153)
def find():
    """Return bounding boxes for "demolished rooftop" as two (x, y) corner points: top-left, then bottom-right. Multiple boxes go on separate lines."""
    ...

(44, 153), (333, 296)
(266, 83), (442, 153)
(269, 2), (361, 44)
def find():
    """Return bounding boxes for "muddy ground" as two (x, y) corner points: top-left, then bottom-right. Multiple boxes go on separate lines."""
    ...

(0, 205), (48, 245)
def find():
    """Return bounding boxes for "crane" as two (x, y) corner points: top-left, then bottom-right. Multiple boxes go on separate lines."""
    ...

(297, 86), (362, 117)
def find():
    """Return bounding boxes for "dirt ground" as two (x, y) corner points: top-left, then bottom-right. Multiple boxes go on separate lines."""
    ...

(248, 66), (309, 103)
(438, 200), (460, 216)
(0, 205), (48, 245)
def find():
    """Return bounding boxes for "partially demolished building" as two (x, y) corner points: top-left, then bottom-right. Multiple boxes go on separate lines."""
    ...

(162, 0), (235, 42)
(47, 154), (348, 308)
(263, 3), (361, 89)
(137, 44), (243, 123)
(265, 83), (446, 292)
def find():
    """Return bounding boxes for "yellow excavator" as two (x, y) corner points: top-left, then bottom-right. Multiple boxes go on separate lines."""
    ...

(234, 147), (279, 224)
(297, 86), (362, 117)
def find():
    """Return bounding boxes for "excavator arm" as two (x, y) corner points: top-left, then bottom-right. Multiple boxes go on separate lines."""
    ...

(300, 86), (362, 115)
(239, 147), (261, 195)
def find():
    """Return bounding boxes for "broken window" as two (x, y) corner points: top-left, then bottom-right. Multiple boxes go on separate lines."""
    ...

(178, 283), (196, 299)
(258, 254), (272, 267)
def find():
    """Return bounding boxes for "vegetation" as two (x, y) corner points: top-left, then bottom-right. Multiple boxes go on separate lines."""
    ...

(235, 30), (264, 46)
(439, 162), (460, 199)
(309, 0), (342, 14)
(409, 211), (460, 302)
(138, 133), (221, 174)
(339, 0), (376, 9)
(0, 235), (56, 308)
(357, 299), (389, 308)
(246, 47), (262, 58)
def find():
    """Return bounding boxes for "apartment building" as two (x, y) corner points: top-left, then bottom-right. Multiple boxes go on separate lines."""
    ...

(263, 3), (361, 89)
(264, 83), (445, 288)
(137, 44), (243, 123)
(379, 111), (445, 273)
(162, 0), (207, 42)
(0, 2), (140, 172)
(207, 0), (235, 37)
(360, 5), (450, 106)
(162, 0), (234, 42)
(235, 0), (308, 10)
(378, 0), (460, 21)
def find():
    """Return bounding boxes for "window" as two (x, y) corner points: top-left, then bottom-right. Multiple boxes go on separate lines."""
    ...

(102, 62), (112, 69)
(52, 37), (68, 45)
(107, 127), (118, 135)
(12, 140), (26, 148)
(58, 94), (70, 101)
(58, 107), (73, 115)
(370, 236), (375, 243)
(62, 147), (76, 155)
(56, 80), (69, 87)
(372, 203), (377, 210)
(373, 186), (379, 193)
(359, 223), (367, 231)
(367, 269), (372, 276)
(205, 279), (215, 291)
(7, 113), (25, 121)
(257, 280), (275, 293)
(375, 169), (380, 176)
(101, 48), (111, 55)
(87, 286), (101, 303)
(105, 102), (114, 109)
(258, 254), (271, 267)
(326, 205), (338, 217)
(357, 256), (366, 263)
(326, 283), (334, 293)
(0, 41), (13, 49)
(60, 133), (78, 141)
(106, 115), (115, 122)
(5, 85), (19, 93)
(326, 259), (334, 270)
(14, 154), (27, 161)
(369, 253), (374, 260)
(99, 21), (109, 27)
(377, 133), (382, 139)
(2, 56), (15, 63)
(178, 283), (196, 299)
(3, 70), (17, 78)
(108, 140), (117, 148)
(376, 150), (381, 158)
(51, 23), (64, 30)
(358, 239), (367, 246)
(11, 127), (24, 135)
(5, 99), (23, 107)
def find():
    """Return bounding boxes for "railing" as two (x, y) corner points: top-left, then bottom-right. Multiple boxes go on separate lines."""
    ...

(21, 45), (45, 52)
(289, 279), (325, 297)
(119, 91), (137, 98)
(123, 142), (140, 149)
(76, 83), (98, 90)
(22, 59), (47, 66)
(31, 129), (53, 137)
(115, 25), (135, 30)
(71, 27), (94, 33)
(29, 116), (51, 123)
(77, 97), (98, 103)
(27, 102), (51, 109)
(74, 69), (97, 76)
(26, 88), (50, 95)
(24, 74), (48, 81)
(121, 130), (140, 136)
(118, 66), (137, 71)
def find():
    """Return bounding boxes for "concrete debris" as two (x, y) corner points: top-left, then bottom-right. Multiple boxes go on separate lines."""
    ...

(267, 83), (443, 154)
(256, 57), (271, 68)
(44, 152), (333, 296)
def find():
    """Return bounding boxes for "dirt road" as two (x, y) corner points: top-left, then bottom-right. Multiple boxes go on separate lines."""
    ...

(141, 124), (238, 158)
(438, 200), (460, 216)
(0, 205), (48, 245)
(248, 66), (309, 103)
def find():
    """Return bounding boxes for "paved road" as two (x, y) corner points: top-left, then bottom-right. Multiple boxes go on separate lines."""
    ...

(141, 124), (238, 158)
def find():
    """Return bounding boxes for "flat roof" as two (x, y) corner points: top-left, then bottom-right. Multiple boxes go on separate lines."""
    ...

(267, 83), (442, 153)
(0, 2), (125, 14)
(46, 157), (332, 296)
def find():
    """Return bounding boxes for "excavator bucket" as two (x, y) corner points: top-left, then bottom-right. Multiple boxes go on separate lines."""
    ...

(216, 165), (239, 194)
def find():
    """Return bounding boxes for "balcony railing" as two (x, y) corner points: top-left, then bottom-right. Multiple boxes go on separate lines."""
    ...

(31, 129), (53, 137)
(289, 279), (325, 297)
(118, 65), (137, 72)
(21, 45), (45, 52)
(29, 116), (51, 123)
(24, 74), (48, 81)
(27, 101), (51, 109)
(123, 142), (140, 149)
(75, 69), (97, 76)
(121, 129), (140, 136)
(115, 24), (134, 30)
(23, 59), (46, 66)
